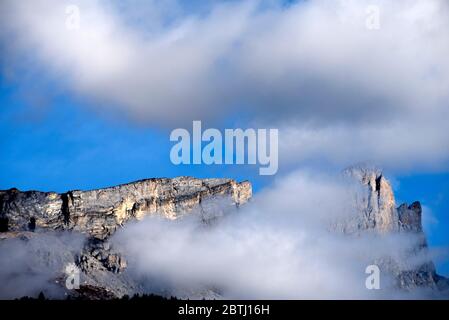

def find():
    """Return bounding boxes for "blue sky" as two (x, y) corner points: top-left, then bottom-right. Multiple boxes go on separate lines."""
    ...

(0, 79), (271, 193)
(0, 0), (448, 279)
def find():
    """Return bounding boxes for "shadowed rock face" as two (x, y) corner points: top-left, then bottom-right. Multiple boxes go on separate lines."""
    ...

(0, 177), (252, 239)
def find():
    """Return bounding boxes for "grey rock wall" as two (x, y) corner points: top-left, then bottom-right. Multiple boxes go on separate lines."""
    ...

(0, 177), (252, 239)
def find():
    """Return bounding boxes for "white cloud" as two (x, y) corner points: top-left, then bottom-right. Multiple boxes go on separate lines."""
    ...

(1, 0), (448, 170)
(278, 117), (449, 172)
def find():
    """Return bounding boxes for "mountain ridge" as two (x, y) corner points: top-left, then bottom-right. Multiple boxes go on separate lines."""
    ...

(0, 171), (448, 299)
(0, 176), (252, 239)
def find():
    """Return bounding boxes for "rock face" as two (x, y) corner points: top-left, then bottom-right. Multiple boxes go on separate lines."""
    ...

(0, 177), (252, 239)
(0, 177), (251, 299)
(344, 167), (448, 293)
(345, 167), (417, 233)
(350, 167), (399, 233)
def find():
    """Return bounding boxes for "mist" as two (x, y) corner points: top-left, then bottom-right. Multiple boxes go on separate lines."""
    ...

(112, 170), (438, 299)
(0, 231), (86, 299)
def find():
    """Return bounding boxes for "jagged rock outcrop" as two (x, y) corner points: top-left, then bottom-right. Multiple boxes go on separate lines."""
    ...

(344, 167), (448, 293)
(0, 177), (252, 239)
(77, 238), (127, 274)
(344, 167), (413, 233)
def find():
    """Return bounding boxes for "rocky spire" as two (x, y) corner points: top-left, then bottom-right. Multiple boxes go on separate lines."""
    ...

(344, 166), (422, 233)
(344, 167), (449, 293)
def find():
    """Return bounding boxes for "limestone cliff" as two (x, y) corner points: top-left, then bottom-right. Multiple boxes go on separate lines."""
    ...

(0, 177), (252, 239)
(344, 167), (448, 292)
(344, 166), (418, 233)
(0, 177), (251, 299)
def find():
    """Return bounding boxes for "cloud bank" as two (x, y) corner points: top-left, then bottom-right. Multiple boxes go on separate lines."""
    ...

(112, 171), (438, 299)
(1, 0), (449, 171)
